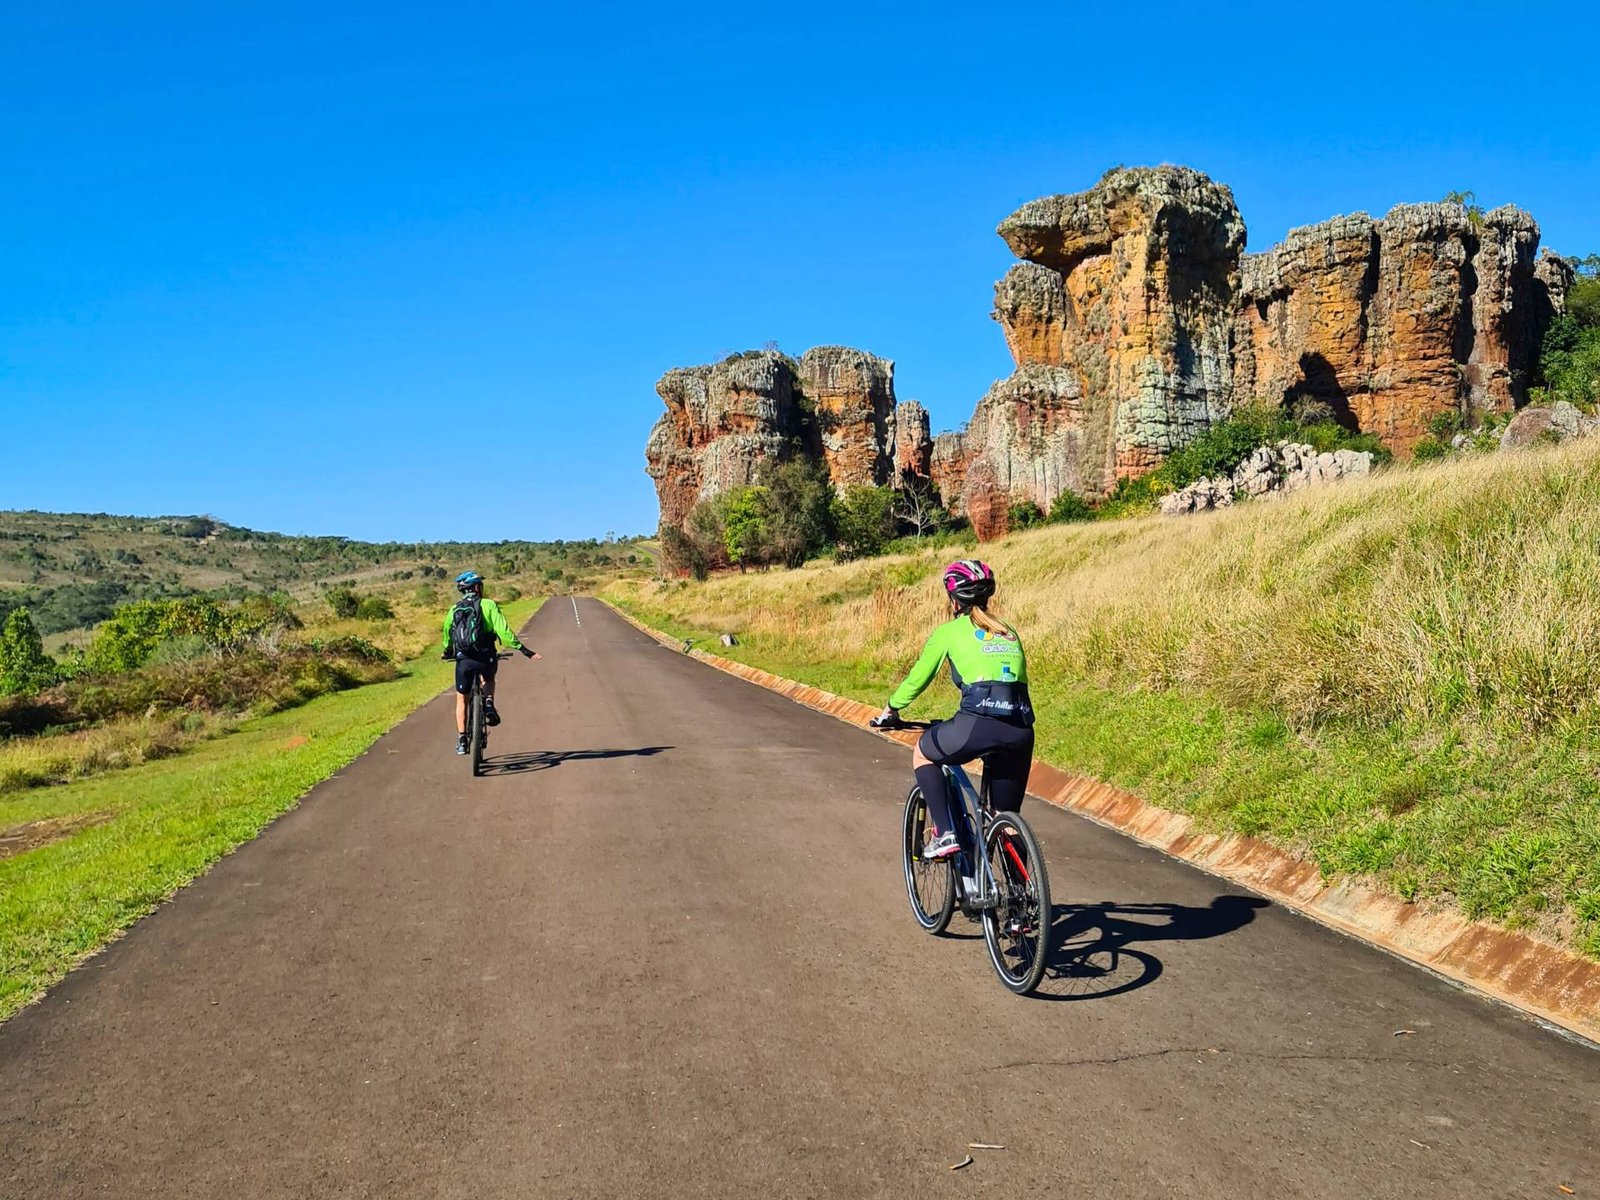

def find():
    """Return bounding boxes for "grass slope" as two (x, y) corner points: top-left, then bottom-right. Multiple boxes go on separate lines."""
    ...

(0, 599), (540, 1021)
(608, 444), (1600, 957)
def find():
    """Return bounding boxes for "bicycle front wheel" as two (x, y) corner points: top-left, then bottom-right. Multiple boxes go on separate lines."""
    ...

(981, 811), (1051, 994)
(469, 683), (485, 777)
(902, 786), (955, 934)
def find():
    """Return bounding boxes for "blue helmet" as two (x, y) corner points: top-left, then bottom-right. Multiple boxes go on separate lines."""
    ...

(455, 570), (484, 592)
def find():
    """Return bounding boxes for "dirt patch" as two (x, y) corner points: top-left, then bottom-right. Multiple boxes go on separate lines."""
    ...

(0, 812), (116, 861)
(283, 735), (310, 750)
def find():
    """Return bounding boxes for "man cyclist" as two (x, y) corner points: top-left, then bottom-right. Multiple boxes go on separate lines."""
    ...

(442, 570), (539, 755)
(871, 559), (1034, 860)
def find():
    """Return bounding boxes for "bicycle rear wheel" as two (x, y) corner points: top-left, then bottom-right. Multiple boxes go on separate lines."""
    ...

(902, 786), (955, 934)
(469, 681), (485, 777)
(981, 811), (1051, 994)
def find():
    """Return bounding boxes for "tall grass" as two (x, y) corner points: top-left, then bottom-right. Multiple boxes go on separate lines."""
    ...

(608, 442), (1600, 954)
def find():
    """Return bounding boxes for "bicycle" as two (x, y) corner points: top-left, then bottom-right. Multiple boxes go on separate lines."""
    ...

(882, 718), (1052, 995)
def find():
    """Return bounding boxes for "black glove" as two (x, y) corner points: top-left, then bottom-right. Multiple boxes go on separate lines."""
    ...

(440, 652), (453, 661)
(869, 706), (901, 730)
(519, 646), (536, 660)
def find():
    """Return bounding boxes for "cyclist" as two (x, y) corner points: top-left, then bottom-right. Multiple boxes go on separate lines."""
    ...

(442, 571), (539, 755)
(872, 559), (1034, 860)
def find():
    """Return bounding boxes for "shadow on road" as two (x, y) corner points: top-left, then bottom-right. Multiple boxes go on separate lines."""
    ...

(1032, 895), (1269, 1003)
(481, 746), (673, 775)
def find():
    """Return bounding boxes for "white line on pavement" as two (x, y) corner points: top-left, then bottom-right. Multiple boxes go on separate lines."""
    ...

(572, 596), (580, 626)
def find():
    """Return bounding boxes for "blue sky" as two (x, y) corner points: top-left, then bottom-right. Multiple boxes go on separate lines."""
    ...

(2, 1), (1595, 541)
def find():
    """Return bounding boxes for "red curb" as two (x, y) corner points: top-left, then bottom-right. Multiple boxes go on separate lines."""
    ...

(603, 601), (1600, 1045)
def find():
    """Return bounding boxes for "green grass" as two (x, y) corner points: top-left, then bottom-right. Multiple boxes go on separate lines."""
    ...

(0, 599), (540, 1021)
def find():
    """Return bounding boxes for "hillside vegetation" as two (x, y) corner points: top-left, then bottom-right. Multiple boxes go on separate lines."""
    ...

(610, 439), (1600, 957)
(0, 509), (650, 637)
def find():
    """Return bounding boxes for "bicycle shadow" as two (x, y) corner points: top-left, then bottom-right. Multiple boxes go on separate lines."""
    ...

(1031, 895), (1269, 1003)
(480, 746), (673, 776)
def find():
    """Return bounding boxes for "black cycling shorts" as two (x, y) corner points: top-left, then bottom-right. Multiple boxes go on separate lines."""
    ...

(917, 711), (1034, 813)
(454, 655), (498, 695)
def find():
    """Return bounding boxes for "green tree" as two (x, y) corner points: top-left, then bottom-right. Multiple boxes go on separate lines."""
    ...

(0, 608), (57, 695)
(832, 485), (896, 559)
(685, 499), (730, 574)
(658, 523), (708, 581)
(721, 486), (772, 569)
(757, 457), (833, 568)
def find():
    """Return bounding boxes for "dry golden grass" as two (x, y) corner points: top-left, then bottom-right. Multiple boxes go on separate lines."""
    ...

(620, 439), (1600, 738)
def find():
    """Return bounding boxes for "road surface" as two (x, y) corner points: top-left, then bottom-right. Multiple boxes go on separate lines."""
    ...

(2, 597), (1595, 1197)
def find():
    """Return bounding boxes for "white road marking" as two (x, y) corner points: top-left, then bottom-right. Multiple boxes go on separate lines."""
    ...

(572, 596), (580, 625)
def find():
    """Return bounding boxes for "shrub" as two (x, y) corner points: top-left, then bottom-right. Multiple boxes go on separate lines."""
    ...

(832, 485), (896, 560)
(1048, 491), (1093, 523)
(722, 486), (774, 568)
(355, 596), (394, 621)
(1412, 437), (1452, 462)
(501, 585), (522, 602)
(324, 587), (361, 618)
(1007, 500), (1045, 530)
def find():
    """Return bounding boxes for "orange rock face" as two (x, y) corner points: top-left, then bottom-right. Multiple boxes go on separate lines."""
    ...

(1233, 204), (1545, 453)
(977, 166), (1245, 505)
(892, 400), (932, 482)
(645, 352), (801, 528)
(798, 346), (896, 490)
(646, 346), (922, 536)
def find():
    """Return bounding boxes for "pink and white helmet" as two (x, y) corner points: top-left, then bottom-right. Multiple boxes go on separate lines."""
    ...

(942, 559), (995, 606)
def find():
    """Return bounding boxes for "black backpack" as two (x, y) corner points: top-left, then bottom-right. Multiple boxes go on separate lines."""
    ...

(448, 597), (495, 657)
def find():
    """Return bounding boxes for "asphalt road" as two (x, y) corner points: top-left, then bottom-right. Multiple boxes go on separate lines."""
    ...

(2, 597), (1596, 1198)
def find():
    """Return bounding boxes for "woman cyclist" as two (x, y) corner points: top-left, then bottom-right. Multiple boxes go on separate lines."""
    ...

(872, 560), (1034, 859)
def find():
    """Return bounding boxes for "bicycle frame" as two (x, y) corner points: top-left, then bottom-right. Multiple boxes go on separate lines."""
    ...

(944, 762), (1000, 909)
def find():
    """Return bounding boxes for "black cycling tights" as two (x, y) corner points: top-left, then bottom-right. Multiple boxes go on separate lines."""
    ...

(914, 712), (1034, 852)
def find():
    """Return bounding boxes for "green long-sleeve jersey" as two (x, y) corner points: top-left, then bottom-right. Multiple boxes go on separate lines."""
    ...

(889, 614), (1033, 725)
(441, 597), (525, 657)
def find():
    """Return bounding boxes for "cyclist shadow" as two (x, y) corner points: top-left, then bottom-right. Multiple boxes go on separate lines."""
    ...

(480, 746), (673, 776)
(1031, 895), (1269, 1003)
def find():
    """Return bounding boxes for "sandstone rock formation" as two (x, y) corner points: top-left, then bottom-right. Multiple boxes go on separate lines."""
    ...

(891, 400), (932, 482)
(928, 166), (1247, 536)
(647, 166), (1572, 543)
(977, 166), (1246, 510)
(646, 352), (801, 529)
(1499, 400), (1600, 450)
(1158, 443), (1374, 516)
(797, 346), (896, 489)
(929, 430), (970, 510)
(1232, 204), (1546, 452)
(647, 346), (920, 534)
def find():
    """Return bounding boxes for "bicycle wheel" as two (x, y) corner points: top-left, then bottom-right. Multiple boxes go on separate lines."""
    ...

(469, 681), (485, 777)
(902, 786), (955, 934)
(981, 811), (1051, 994)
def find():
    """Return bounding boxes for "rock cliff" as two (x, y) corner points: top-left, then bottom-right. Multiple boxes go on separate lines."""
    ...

(1232, 203), (1546, 451)
(983, 166), (1245, 503)
(798, 346), (896, 489)
(646, 352), (802, 529)
(646, 346), (918, 532)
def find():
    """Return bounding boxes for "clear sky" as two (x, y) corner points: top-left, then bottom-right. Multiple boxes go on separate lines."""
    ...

(2, 1), (1595, 542)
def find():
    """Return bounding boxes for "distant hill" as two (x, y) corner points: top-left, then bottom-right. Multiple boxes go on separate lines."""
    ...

(0, 510), (652, 636)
